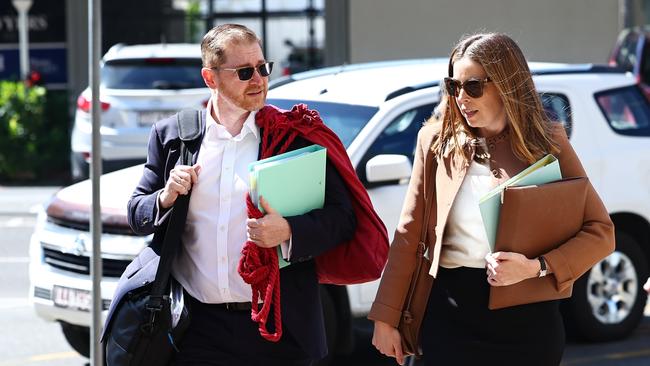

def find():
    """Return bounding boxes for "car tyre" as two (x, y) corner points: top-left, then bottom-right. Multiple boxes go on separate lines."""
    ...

(70, 152), (89, 182)
(60, 321), (90, 358)
(563, 231), (649, 341)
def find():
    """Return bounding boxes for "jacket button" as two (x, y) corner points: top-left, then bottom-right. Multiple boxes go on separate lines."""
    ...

(142, 218), (150, 225)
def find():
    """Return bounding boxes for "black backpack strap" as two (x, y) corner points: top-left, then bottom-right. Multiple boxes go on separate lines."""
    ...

(177, 109), (202, 144)
(145, 110), (202, 314)
(177, 109), (202, 166)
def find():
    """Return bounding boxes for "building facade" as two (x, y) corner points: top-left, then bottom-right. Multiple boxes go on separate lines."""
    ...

(324, 0), (637, 66)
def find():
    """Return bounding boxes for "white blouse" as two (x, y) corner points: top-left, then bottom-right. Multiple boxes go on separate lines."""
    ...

(439, 160), (494, 269)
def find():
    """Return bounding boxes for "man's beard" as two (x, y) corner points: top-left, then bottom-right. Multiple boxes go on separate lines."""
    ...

(220, 83), (267, 111)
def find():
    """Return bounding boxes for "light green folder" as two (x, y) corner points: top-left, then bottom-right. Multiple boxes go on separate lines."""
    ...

(248, 144), (327, 268)
(479, 154), (561, 252)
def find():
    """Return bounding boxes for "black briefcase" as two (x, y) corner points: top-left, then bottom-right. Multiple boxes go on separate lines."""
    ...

(105, 278), (190, 365)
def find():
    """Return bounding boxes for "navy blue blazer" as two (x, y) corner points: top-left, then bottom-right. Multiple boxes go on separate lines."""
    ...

(125, 110), (357, 359)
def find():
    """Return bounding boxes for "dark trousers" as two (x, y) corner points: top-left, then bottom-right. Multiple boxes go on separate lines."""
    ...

(421, 267), (565, 366)
(173, 294), (313, 366)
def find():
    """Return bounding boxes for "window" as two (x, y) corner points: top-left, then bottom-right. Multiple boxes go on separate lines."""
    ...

(357, 104), (436, 185)
(266, 99), (378, 147)
(209, 1), (325, 78)
(595, 86), (650, 136)
(539, 93), (572, 138)
(102, 58), (204, 89)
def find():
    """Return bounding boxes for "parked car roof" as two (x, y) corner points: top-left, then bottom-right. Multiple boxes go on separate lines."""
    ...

(269, 59), (625, 107)
(103, 43), (201, 62)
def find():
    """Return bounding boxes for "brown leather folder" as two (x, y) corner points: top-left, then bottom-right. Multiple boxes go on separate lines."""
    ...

(488, 176), (589, 310)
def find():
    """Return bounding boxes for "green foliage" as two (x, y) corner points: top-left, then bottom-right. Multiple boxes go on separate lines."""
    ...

(186, 0), (203, 43)
(0, 81), (69, 183)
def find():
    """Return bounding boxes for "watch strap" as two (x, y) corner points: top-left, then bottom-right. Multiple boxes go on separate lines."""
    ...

(537, 256), (547, 277)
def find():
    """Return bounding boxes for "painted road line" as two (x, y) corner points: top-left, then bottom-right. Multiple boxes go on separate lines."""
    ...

(562, 348), (650, 365)
(0, 298), (29, 309)
(0, 351), (80, 366)
(0, 257), (30, 263)
(0, 217), (36, 228)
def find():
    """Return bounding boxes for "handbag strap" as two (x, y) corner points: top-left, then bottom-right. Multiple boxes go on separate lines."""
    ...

(418, 160), (435, 247)
(403, 149), (437, 313)
(146, 110), (201, 311)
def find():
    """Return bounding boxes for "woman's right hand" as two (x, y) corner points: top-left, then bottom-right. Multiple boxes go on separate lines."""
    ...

(372, 320), (406, 365)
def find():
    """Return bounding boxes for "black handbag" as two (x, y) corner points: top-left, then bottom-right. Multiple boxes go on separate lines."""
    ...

(103, 110), (201, 366)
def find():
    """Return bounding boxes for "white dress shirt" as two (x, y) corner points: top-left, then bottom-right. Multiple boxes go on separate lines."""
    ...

(172, 99), (260, 304)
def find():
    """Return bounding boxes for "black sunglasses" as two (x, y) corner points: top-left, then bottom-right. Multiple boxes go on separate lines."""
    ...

(444, 77), (491, 98)
(212, 62), (274, 81)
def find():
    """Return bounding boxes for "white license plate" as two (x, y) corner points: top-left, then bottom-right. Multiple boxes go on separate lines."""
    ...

(138, 111), (175, 126)
(52, 286), (92, 312)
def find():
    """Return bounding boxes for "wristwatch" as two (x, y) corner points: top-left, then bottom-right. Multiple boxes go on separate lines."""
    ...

(537, 256), (547, 278)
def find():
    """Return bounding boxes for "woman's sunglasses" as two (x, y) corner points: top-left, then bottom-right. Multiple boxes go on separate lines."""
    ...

(212, 62), (274, 81)
(443, 77), (491, 98)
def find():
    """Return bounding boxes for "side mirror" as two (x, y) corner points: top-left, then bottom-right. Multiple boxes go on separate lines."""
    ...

(366, 154), (412, 183)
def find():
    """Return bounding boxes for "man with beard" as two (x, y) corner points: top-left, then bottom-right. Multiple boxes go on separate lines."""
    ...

(126, 24), (369, 365)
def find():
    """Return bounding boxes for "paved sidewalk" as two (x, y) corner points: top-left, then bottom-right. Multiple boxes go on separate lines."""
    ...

(0, 186), (60, 216)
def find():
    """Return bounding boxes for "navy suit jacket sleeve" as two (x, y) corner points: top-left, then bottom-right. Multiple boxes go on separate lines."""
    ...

(128, 117), (182, 236)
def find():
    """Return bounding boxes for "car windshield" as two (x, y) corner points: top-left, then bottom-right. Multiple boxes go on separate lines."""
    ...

(266, 99), (378, 147)
(102, 58), (205, 89)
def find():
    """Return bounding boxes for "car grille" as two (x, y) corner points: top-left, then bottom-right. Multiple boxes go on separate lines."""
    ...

(43, 247), (130, 278)
(47, 216), (137, 236)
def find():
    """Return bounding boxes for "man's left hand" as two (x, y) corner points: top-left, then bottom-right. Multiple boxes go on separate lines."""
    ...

(246, 196), (291, 248)
(485, 252), (539, 286)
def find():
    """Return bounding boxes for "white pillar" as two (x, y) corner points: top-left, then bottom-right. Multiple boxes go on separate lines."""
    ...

(11, 0), (33, 80)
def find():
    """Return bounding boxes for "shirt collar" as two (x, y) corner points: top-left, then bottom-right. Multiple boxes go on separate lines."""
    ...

(205, 97), (260, 141)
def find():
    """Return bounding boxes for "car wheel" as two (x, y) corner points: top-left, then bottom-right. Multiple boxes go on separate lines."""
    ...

(316, 286), (338, 366)
(70, 152), (89, 181)
(563, 231), (649, 341)
(60, 321), (90, 358)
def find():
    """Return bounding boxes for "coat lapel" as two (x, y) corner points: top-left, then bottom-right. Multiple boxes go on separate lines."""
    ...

(429, 144), (474, 277)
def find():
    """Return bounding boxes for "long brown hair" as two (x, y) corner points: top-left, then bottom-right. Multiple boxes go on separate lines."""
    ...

(431, 33), (559, 165)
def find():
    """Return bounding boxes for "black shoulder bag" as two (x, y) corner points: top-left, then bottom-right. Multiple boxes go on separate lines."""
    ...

(103, 110), (202, 366)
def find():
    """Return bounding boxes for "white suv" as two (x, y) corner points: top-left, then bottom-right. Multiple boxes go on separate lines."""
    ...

(70, 43), (210, 180)
(30, 59), (650, 360)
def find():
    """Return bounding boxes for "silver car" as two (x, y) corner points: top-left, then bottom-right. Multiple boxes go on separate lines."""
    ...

(70, 43), (209, 180)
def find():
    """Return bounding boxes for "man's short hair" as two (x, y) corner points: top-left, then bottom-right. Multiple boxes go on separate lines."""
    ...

(201, 24), (261, 68)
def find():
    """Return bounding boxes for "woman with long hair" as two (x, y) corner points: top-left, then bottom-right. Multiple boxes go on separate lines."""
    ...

(369, 33), (615, 366)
